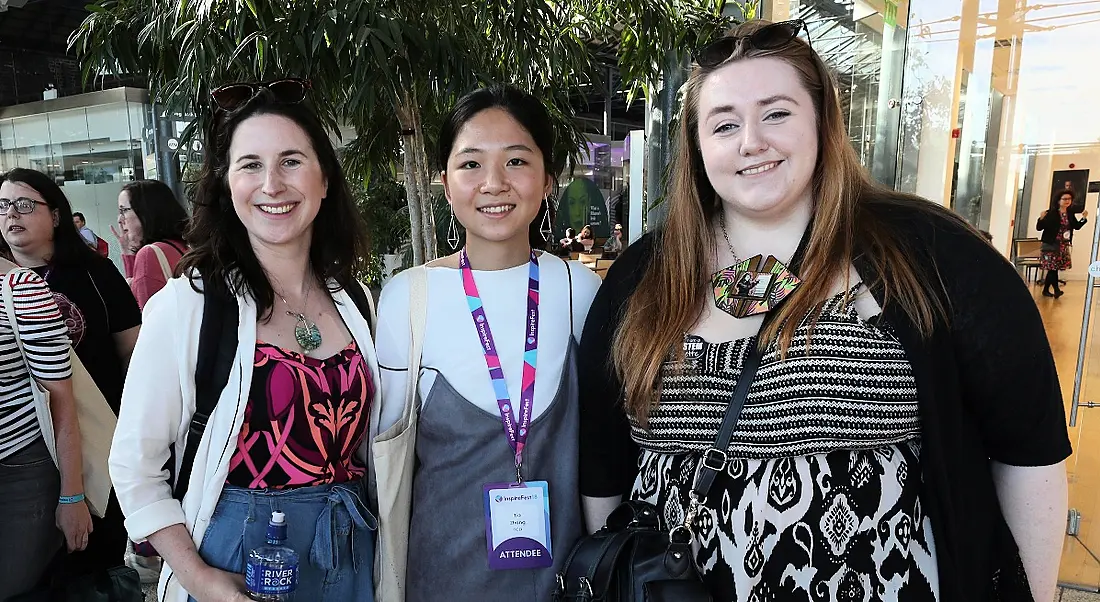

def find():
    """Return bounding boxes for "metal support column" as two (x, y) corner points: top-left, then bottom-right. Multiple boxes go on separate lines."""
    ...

(1070, 190), (1100, 426)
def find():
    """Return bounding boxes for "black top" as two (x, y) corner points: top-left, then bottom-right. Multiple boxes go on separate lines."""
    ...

(578, 199), (1071, 602)
(1036, 209), (1086, 244)
(33, 257), (142, 413)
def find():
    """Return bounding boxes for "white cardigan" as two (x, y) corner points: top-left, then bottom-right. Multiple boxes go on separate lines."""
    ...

(108, 276), (381, 602)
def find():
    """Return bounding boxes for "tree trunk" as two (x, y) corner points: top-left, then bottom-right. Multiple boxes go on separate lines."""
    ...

(397, 87), (437, 265)
(399, 132), (425, 265)
(410, 96), (437, 260)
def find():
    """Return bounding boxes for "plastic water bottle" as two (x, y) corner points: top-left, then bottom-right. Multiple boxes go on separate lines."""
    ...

(245, 511), (299, 601)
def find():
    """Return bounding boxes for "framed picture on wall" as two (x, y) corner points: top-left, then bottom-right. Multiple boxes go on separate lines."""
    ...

(1051, 169), (1090, 213)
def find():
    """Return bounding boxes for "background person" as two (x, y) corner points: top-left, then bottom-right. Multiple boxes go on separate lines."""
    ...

(0, 241), (90, 599)
(0, 167), (139, 583)
(578, 19), (1069, 602)
(113, 179), (190, 309)
(602, 223), (624, 255)
(1037, 190), (1087, 298)
(73, 212), (97, 248)
(109, 80), (379, 602)
(576, 224), (594, 251)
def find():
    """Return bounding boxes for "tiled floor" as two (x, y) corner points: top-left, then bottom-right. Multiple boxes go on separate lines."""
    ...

(1060, 586), (1100, 601)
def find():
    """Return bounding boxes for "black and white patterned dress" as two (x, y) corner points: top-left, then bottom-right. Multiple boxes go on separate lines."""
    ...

(631, 287), (939, 602)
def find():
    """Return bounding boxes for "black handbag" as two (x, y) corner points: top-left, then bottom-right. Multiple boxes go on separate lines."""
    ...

(554, 341), (768, 602)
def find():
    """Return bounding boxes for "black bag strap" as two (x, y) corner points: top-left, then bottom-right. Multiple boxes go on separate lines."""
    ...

(172, 281), (239, 501)
(170, 278), (373, 500)
(341, 279), (375, 334)
(688, 223), (813, 504)
(689, 344), (764, 501)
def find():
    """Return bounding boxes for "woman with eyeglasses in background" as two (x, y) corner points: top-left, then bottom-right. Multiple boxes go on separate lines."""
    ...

(0, 181), (92, 599)
(109, 79), (380, 602)
(113, 179), (190, 310)
(578, 20), (1069, 602)
(0, 167), (141, 584)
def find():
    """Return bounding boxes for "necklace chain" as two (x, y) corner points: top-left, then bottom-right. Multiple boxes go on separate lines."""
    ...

(719, 212), (740, 264)
(279, 282), (311, 318)
(717, 212), (799, 266)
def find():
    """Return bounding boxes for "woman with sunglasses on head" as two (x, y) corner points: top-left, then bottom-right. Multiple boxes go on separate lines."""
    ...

(374, 85), (602, 601)
(578, 20), (1069, 602)
(109, 79), (380, 602)
(113, 179), (190, 310)
(0, 167), (140, 582)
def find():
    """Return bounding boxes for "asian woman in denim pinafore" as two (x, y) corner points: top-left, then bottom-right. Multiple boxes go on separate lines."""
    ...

(374, 85), (603, 601)
(109, 81), (380, 602)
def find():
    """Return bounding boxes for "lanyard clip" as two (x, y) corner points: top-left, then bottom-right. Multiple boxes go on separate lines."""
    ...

(515, 458), (524, 485)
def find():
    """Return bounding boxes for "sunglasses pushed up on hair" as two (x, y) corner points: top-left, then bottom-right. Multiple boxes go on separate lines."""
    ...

(210, 78), (312, 112)
(694, 20), (812, 68)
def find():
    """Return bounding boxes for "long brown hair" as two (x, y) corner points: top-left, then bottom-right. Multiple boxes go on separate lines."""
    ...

(614, 20), (970, 421)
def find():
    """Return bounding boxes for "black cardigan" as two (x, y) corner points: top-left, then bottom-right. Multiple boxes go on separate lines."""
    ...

(577, 200), (1071, 602)
(1036, 209), (1087, 245)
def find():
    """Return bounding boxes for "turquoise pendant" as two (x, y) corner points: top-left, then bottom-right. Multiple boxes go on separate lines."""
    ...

(293, 315), (322, 353)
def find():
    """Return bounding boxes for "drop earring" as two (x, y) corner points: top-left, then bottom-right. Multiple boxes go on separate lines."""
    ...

(447, 205), (461, 250)
(539, 197), (553, 241)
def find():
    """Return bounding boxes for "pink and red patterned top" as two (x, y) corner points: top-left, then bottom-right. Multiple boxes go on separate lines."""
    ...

(226, 340), (373, 490)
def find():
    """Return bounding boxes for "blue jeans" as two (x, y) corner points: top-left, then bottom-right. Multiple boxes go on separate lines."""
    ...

(189, 481), (376, 602)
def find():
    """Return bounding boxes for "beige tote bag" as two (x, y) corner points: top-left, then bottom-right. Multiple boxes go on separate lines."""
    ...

(148, 243), (174, 281)
(2, 268), (116, 517)
(373, 266), (427, 602)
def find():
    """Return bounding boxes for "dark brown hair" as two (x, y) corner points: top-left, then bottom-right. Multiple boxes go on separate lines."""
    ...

(0, 168), (101, 267)
(121, 179), (188, 247)
(613, 20), (972, 421)
(177, 91), (370, 317)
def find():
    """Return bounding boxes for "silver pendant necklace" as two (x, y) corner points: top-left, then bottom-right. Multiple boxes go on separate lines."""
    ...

(278, 285), (322, 353)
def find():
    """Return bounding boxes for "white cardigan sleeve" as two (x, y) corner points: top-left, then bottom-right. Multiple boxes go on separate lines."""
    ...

(109, 284), (188, 541)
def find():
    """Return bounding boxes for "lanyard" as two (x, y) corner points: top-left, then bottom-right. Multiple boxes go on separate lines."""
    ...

(459, 248), (540, 482)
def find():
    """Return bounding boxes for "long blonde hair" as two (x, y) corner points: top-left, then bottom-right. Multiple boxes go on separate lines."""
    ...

(613, 20), (965, 421)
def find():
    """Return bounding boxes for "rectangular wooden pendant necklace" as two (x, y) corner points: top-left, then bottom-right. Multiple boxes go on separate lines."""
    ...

(711, 214), (803, 318)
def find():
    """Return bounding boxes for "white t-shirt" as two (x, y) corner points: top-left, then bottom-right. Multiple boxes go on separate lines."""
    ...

(374, 253), (602, 436)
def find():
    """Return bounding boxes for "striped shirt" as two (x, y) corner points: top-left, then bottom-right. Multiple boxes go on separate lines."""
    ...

(0, 270), (73, 460)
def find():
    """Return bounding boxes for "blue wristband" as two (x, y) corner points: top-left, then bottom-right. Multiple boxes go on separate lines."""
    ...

(59, 493), (85, 504)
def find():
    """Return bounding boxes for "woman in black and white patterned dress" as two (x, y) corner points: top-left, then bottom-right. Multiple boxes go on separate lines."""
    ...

(577, 19), (1069, 602)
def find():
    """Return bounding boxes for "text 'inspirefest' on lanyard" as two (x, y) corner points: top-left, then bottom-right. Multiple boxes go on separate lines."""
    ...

(459, 248), (540, 484)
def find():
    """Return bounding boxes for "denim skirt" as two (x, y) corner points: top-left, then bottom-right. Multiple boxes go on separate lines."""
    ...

(189, 481), (376, 602)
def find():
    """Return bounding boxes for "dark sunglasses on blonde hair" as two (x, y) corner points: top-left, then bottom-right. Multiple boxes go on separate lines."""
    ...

(695, 20), (812, 68)
(210, 78), (311, 112)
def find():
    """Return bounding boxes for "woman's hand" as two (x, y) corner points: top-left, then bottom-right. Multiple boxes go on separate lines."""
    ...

(56, 501), (94, 552)
(1082, 209), (1089, 218)
(111, 223), (135, 256)
(192, 567), (250, 602)
(1041, 209), (1049, 219)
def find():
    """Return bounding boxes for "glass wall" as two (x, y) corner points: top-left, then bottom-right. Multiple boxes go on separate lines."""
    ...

(770, 0), (1100, 590)
(896, 0), (1100, 590)
(764, 0), (909, 185)
(897, 0), (1100, 261)
(0, 88), (159, 269)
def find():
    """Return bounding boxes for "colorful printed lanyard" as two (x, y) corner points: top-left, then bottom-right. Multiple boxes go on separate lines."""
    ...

(459, 248), (540, 482)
